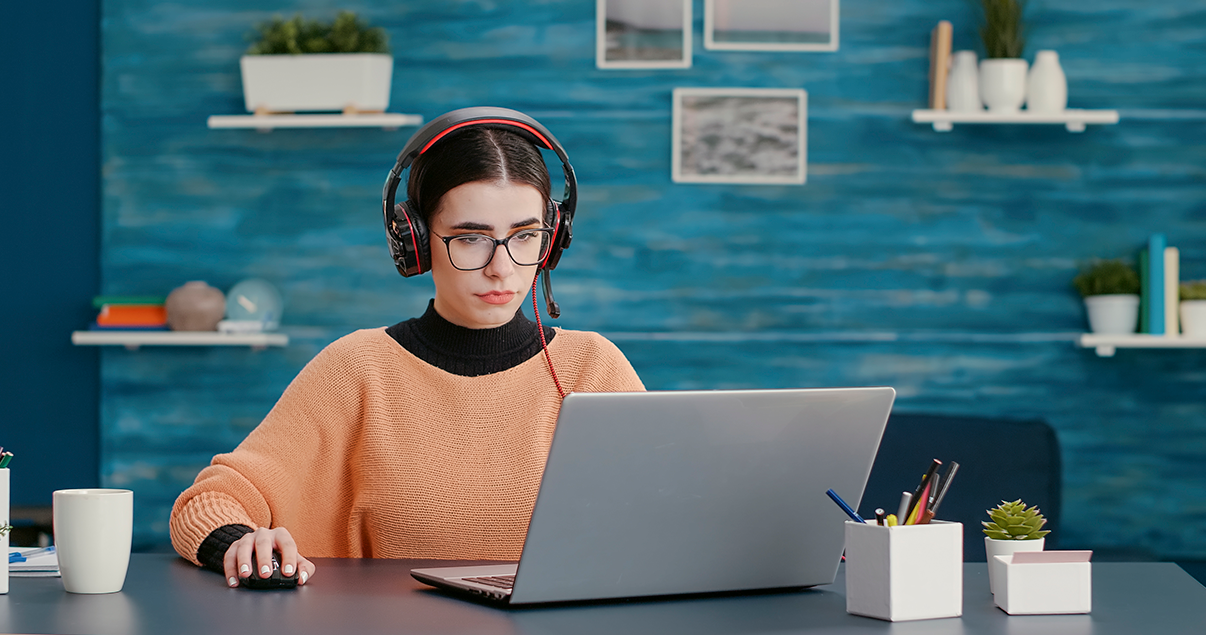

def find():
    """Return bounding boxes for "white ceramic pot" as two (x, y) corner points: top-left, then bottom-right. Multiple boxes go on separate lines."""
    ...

(947, 50), (983, 112)
(1083, 294), (1140, 334)
(1181, 300), (1206, 338)
(985, 536), (1044, 595)
(240, 53), (393, 113)
(979, 58), (1029, 113)
(1026, 50), (1067, 113)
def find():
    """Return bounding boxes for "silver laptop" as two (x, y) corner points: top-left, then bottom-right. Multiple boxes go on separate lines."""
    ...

(411, 387), (895, 605)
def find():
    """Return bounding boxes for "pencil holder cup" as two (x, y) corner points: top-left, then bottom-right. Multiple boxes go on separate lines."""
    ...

(1, 468), (9, 594)
(993, 551), (1092, 615)
(844, 520), (963, 622)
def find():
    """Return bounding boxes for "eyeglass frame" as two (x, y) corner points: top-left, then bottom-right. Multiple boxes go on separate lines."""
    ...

(433, 226), (556, 271)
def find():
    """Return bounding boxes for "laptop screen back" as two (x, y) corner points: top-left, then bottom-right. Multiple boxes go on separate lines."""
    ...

(509, 387), (895, 604)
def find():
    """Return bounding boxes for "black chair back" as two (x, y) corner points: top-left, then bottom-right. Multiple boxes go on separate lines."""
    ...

(858, 413), (1061, 562)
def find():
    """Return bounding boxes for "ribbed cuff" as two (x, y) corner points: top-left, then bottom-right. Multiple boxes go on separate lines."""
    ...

(196, 524), (254, 573)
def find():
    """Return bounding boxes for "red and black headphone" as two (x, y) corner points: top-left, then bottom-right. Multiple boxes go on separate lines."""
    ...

(382, 107), (576, 317)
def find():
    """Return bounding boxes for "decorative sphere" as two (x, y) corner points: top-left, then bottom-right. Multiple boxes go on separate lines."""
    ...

(225, 278), (284, 330)
(165, 281), (226, 331)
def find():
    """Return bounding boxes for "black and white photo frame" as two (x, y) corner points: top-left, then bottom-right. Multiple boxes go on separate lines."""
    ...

(672, 87), (808, 185)
(596, 0), (692, 69)
(704, 0), (839, 52)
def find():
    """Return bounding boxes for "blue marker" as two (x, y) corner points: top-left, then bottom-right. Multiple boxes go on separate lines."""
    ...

(826, 489), (866, 523)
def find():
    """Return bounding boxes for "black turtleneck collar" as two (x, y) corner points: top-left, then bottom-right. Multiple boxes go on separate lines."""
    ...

(385, 299), (556, 377)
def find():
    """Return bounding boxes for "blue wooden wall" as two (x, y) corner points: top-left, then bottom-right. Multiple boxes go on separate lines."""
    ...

(101, 0), (1206, 558)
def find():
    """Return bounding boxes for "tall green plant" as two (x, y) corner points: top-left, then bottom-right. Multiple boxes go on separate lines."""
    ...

(247, 11), (389, 55)
(978, 0), (1026, 59)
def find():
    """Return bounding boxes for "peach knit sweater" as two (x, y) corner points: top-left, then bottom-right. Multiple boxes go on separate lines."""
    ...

(169, 326), (644, 565)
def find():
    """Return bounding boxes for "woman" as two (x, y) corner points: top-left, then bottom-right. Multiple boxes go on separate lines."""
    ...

(169, 108), (645, 588)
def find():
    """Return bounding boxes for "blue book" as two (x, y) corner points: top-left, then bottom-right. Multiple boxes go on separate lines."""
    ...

(1148, 234), (1166, 335)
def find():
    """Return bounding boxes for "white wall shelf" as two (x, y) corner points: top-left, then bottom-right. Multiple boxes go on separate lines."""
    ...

(911, 109), (1120, 132)
(207, 113), (423, 132)
(1077, 333), (1206, 357)
(72, 330), (288, 350)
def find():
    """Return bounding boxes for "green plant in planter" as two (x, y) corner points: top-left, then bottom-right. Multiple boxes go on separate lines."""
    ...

(1072, 259), (1141, 297)
(0, 524), (11, 537)
(247, 11), (390, 55)
(983, 499), (1050, 540)
(977, 0), (1026, 59)
(1181, 280), (1206, 301)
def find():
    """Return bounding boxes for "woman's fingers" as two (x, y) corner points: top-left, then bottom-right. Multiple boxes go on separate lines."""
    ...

(222, 527), (311, 586)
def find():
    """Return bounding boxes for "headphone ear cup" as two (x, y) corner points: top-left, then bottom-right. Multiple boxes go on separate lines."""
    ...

(387, 201), (431, 276)
(541, 201), (573, 271)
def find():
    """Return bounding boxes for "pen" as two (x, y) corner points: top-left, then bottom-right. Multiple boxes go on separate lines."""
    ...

(902, 459), (942, 525)
(896, 491), (913, 521)
(885, 514), (898, 527)
(875, 508), (886, 526)
(0, 452), (11, 469)
(825, 489), (866, 523)
(930, 461), (960, 516)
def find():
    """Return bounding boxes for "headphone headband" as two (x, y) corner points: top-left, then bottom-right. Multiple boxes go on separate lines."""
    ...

(382, 107), (577, 284)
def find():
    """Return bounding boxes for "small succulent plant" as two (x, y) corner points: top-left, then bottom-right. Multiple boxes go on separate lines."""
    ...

(1072, 259), (1141, 297)
(982, 499), (1050, 540)
(1181, 280), (1206, 301)
(0, 524), (11, 536)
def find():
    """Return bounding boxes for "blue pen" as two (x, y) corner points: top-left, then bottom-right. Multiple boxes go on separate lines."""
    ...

(826, 488), (866, 523)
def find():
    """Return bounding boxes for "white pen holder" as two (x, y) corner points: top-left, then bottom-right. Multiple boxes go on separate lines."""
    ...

(1, 468), (9, 594)
(844, 520), (963, 622)
(993, 551), (1092, 615)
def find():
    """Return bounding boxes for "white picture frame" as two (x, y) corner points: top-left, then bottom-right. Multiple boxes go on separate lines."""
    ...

(597, 0), (692, 69)
(672, 87), (808, 185)
(704, 0), (839, 52)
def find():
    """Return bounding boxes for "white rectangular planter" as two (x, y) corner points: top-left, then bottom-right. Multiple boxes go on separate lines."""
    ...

(994, 551), (1092, 615)
(844, 520), (963, 622)
(240, 54), (393, 113)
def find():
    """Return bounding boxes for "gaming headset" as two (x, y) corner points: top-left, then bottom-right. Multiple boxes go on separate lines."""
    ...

(381, 107), (577, 318)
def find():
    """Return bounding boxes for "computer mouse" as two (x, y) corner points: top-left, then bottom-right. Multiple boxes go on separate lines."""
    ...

(240, 551), (299, 590)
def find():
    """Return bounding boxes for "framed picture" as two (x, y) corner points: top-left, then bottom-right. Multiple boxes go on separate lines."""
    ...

(597, 0), (692, 69)
(704, 0), (839, 52)
(672, 88), (808, 185)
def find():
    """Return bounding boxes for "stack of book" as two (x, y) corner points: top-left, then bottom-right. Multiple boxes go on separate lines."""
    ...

(1138, 234), (1181, 336)
(91, 296), (167, 330)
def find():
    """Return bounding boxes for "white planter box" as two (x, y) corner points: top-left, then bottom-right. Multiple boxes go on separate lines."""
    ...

(844, 520), (963, 622)
(240, 54), (393, 113)
(994, 550), (1092, 615)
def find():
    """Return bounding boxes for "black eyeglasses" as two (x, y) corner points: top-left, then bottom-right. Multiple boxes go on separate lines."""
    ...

(435, 227), (555, 271)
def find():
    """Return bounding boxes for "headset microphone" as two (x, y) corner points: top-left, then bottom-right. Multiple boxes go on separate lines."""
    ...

(541, 270), (560, 319)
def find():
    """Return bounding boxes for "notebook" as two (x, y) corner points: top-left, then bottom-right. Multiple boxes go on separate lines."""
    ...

(411, 386), (896, 605)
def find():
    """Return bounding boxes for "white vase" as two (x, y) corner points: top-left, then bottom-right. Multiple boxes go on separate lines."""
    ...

(1026, 50), (1068, 113)
(1181, 300), (1206, 338)
(947, 51), (982, 112)
(240, 53), (393, 113)
(985, 536), (1044, 595)
(1084, 294), (1140, 334)
(979, 59), (1029, 113)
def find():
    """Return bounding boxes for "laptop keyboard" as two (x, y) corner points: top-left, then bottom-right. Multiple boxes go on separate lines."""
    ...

(463, 575), (515, 591)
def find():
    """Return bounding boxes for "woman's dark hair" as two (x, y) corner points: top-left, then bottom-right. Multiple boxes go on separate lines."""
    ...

(406, 127), (552, 225)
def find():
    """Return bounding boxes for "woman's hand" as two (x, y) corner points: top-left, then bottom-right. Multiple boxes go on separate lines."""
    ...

(223, 526), (315, 588)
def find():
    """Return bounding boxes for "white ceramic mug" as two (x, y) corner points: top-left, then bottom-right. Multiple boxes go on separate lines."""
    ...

(53, 489), (133, 594)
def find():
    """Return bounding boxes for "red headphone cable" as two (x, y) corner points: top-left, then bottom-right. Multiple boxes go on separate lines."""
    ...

(532, 273), (566, 400)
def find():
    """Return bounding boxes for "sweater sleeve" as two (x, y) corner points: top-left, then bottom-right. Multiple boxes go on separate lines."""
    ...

(169, 334), (369, 566)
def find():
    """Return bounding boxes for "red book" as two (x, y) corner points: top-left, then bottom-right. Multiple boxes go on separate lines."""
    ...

(96, 304), (167, 327)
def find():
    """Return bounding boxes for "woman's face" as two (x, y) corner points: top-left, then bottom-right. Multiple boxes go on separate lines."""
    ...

(429, 180), (546, 329)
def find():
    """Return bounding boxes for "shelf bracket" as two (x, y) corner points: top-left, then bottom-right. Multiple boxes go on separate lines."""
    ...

(932, 122), (954, 132)
(1094, 345), (1116, 357)
(1065, 122), (1087, 133)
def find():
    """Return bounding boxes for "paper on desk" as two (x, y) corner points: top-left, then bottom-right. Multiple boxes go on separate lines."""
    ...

(9, 546), (61, 577)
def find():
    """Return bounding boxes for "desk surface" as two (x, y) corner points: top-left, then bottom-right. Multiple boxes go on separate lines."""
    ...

(2, 555), (1204, 635)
